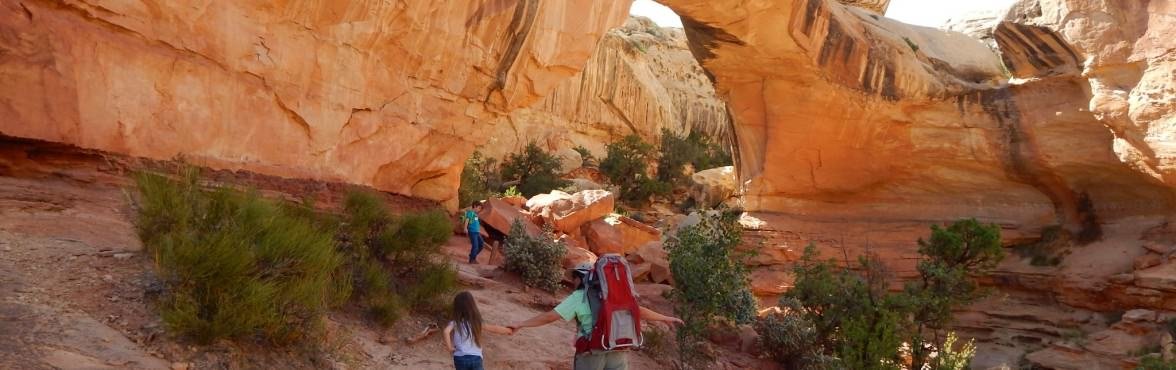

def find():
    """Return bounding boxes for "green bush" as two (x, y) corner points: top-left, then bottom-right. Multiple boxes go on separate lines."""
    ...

(656, 129), (732, 185)
(1138, 356), (1176, 370)
(503, 220), (566, 292)
(935, 332), (977, 370)
(341, 191), (456, 326)
(600, 135), (670, 206)
(573, 145), (596, 167)
(459, 151), (501, 207)
(774, 219), (1000, 369)
(755, 298), (832, 370)
(501, 143), (570, 197)
(666, 210), (755, 367)
(134, 168), (346, 344)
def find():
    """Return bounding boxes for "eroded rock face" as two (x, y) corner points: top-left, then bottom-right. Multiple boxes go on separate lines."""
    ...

(657, 0), (1175, 262)
(0, 0), (633, 209)
(481, 16), (731, 160)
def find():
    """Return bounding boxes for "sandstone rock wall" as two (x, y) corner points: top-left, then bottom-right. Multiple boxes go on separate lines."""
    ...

(481, 16), (731, 160)
(0, 0), (633, 209)
(659, 0), (1174, 237)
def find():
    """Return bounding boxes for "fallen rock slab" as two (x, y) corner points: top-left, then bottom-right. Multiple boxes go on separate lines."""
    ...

(478, 198), (541, 237)
(552, 190), (615, 234)
(583, 214), (661, 256)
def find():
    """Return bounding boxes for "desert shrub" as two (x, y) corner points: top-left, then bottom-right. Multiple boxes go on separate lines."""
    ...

(935, 332), (976, 370)
(501, 185), (522, 198)
(503, 220), (566, 292)
(666, 210), (755, 367)
(134, 168), (346, 344)
(774, 219), (1000, 369)
(755, 298), (834, 370)
(1139, 355), (1176, 370)
(341, 191), (456, 326)
(601, 135), (670, 206)
(500, 143), (570, 197)
(573, 145), (597, 167)
(459, 151), (502, 207)
(656, 129), (732, 185)
(1012, 225), (1070, 266)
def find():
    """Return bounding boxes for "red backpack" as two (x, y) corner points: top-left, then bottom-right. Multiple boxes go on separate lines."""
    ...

(574, 254), (643, 353)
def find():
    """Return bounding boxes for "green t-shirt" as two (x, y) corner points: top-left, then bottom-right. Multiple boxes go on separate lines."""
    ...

(554, 289), (594, 337)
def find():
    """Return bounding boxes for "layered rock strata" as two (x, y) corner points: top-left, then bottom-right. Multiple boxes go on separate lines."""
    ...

(482, 16), (731, 159)
(0, 0), (633, 208)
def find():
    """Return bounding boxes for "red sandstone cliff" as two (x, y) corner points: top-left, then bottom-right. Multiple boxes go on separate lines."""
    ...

(0, 0), (633, 209)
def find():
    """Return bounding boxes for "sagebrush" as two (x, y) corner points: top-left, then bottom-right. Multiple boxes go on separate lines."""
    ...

(503, 220), (566, 292)
(341, 191), (456, 325)
(656, 128), (732, 185)
(459, 151), (502, 207)
(135, 168), (347, 344)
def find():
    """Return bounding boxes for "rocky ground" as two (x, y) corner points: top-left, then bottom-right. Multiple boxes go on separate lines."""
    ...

(0, 139), (773, 369)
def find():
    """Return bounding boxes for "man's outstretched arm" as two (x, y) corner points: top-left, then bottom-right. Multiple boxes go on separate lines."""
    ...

(640, 306), (684, 325)
(510, 310), (562, 332)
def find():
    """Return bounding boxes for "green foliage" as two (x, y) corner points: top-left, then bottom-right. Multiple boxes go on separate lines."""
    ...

(601, 135), (670, 206)
(500, 143), (570, 197)
(459, 151), (502, 207)
(754, 298), (832, 370)
(134, 168), (346, 344)
(903, 37), (920, 52)
(501, 185), (522, 198)
(656, 129), (732, 185)
(934, 332), (976, 370)
(503, 220), (566, 292)
(341, 191), (456, 326)
(773, 219), (1000, 369)
(1139, 356), (1176, 370)
(572, 145), (596, 167)
(666, 210), (755, 367)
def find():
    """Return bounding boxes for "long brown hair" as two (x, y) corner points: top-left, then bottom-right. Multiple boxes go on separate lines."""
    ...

(452, 291), (483, 346)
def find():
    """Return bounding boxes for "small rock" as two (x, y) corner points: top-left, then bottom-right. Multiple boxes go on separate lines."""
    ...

(171, 362), (191, 370)
(102, 274), (114, 282)
(113, 253), (134, 260)
(1162, 333), (1174, 361)
(1122, 309), (1157, 323)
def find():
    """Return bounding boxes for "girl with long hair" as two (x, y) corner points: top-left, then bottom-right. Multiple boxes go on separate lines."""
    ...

(445, 291), (513, 370)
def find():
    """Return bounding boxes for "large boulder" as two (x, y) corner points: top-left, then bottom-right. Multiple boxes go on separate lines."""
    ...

(526, 190), (574, 225)
(477, 198), (540, 238)
(555, 147), (583, 174)
(690, 166), (738, 208)
(551, 190), (615, 234)
(583, 214), (661, 256)
(562, 245), (598, 269)
(633, 241), (672, 285)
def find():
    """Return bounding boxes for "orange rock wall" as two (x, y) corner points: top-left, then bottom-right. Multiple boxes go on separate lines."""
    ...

(0, 0), (633, 209)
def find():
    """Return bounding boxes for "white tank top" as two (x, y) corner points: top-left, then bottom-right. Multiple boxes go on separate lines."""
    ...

(450, 321), (483, 357)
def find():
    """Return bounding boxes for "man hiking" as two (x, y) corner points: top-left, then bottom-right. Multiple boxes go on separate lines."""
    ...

(462, 201), (485, 264)
(508, 262), (683, 370)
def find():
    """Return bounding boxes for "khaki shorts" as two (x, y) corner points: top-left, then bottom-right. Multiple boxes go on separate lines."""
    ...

(573, 351), (628, 370)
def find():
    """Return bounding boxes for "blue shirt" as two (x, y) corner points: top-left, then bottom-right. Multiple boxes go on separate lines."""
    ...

(449, 321), (482, 357)
(464, 209), (480, 232)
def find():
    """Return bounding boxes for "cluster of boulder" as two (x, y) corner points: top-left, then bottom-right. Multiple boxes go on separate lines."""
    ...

(474, 189), (673, 285)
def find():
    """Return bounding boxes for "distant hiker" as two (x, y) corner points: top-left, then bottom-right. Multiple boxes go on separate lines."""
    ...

(445, 291), (513, 370)
(463, 201), (484, 264)
(508, 258), (683, 370)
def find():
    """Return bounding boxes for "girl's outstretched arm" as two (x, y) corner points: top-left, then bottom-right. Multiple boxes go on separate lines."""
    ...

(484, 324), (513, 335)
(442, 322), (455, 352)
(639, 306), (684, 325)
